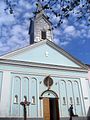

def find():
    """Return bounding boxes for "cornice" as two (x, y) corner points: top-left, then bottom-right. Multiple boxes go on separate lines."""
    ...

(46, 40), (88, 69)
(0, 58), (88, 72)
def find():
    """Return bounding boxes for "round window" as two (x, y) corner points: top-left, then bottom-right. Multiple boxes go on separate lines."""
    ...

(44, 76), (53, 87)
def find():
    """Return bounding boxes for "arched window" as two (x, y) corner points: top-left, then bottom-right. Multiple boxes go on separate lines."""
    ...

(24, 96), (27, 101)
(70, 97), (73, 104)
(76, 97), (79, 105)
(32, 96), (35, 104)
(63, 97), (66, 105)
(41, 30), (46, 39)
(14, 95), (18, 104)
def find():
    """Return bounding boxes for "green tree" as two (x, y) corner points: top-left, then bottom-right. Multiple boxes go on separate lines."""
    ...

(4, 0), (90, 27)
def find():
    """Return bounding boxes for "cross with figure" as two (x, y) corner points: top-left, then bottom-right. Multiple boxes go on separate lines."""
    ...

(20, 97), (30, 120)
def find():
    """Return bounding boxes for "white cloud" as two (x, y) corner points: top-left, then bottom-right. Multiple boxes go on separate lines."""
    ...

(11, 25), (23, 35)
(0, 13), (15, 26)
(0, 1), (15, 25)
(0, 45), (11, 52)
(23, 12), (33, 18)
(53, 38), (60, 45)
(53, 28), (61, 36)
(0, 42), (3, 47)
(19, 0), (33, 9)
(64, 26), (76, 36)
(60, 41), (69, 46)
(51, 15), (60, 23)
(61, 19), (69, 29)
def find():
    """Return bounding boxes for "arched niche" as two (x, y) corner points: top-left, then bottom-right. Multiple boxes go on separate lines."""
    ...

(73, 80), (83, 115)
(13, 76), (21, 99)
(67, 80), (74, 105)
(11, 75), (21, 116)
(60, 80), (67, 103)
(29, 77), (38, 118)
(22, 76), (29, 100)
(60, 80), (68, 116)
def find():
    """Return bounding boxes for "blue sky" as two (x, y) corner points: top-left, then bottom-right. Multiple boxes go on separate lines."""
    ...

(0, 0), (90, 64)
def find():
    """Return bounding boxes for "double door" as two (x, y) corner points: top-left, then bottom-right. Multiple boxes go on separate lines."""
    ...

(43, 98), (60, 120)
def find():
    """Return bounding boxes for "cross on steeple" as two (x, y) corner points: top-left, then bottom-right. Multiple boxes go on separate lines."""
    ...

(29, 0), (53, 44)
(36, 0), (44, 17)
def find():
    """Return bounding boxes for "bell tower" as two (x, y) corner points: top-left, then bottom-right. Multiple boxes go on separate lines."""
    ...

(29, 2), (53, 44)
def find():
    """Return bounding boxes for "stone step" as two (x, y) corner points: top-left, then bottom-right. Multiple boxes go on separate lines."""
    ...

(0, 117), (88, 120)
(61, 117), (87, 120)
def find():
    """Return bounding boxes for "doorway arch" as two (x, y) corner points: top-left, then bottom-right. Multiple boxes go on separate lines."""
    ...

(40, 90), (60, 120)
(40, 89), (58, 99)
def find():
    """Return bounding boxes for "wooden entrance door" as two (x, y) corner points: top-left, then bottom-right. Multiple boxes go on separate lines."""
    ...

(43, 98), (60, 120)
(43, 98), (50, 120)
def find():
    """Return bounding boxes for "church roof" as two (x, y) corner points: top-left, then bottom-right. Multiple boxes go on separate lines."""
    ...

(0, 40), (88, 70)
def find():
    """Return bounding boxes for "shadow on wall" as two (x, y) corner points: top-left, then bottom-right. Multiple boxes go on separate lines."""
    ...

(87, 106), (90, 120)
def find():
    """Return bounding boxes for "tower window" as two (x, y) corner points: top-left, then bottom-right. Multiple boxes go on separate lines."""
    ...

(41, 30), (46, 39)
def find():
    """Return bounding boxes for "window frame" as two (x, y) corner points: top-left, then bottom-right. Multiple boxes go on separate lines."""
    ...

(41, 30), (46, 40)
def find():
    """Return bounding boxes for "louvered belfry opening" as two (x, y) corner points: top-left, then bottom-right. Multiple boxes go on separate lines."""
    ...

(41, 30), (46, 40)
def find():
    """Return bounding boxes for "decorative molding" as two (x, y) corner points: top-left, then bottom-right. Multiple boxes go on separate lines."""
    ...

(0, 69), (87, 79)
(0, 58), (88, 72)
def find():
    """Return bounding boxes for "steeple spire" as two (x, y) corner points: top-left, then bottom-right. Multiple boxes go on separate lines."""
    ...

(37, 0), (43, 11)
(29, 0), (53, 45)
(36, 0), (44, 17)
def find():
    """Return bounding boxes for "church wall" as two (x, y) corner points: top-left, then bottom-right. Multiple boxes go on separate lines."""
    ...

(87, 68), (90, 95)
(87, 68), (90, 117)
(0, 72), (3, 100)
(80, 78), (90, 116)
(0, 63), (89, 118)
(0, 71), (11, 116)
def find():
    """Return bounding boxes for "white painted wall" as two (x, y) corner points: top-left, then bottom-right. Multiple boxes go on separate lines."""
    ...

(0, 71), (11, 116)
(80, 78), (90, 115)
(88, 69), (90, 98)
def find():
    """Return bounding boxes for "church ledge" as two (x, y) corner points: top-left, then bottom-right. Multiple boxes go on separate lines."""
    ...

(0, 58), (88, 72)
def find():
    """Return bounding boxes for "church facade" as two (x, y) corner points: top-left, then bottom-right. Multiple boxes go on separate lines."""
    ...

(0, 10), (90, 120)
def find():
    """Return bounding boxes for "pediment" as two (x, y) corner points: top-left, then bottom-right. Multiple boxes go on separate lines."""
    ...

(0, 40), (87, 69)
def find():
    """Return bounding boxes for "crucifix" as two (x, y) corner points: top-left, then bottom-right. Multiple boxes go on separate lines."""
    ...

(20, 98), (30, 120)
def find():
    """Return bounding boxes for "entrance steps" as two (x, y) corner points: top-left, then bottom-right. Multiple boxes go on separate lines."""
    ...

(0, 117), (89, 120)
(61, 117), (87, 120)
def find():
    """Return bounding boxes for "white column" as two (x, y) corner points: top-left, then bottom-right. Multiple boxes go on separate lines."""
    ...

(80, 78), (90, 115)
(0, 71), (11, 116)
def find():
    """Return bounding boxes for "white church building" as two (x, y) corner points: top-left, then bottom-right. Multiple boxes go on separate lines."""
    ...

(0, 8), (90, 120)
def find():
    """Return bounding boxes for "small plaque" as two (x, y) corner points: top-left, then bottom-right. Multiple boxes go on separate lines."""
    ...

(45, 51), (49, 57)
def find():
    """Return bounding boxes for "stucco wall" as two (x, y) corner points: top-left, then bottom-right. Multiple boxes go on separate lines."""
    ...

(0, 62), (89, 118)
